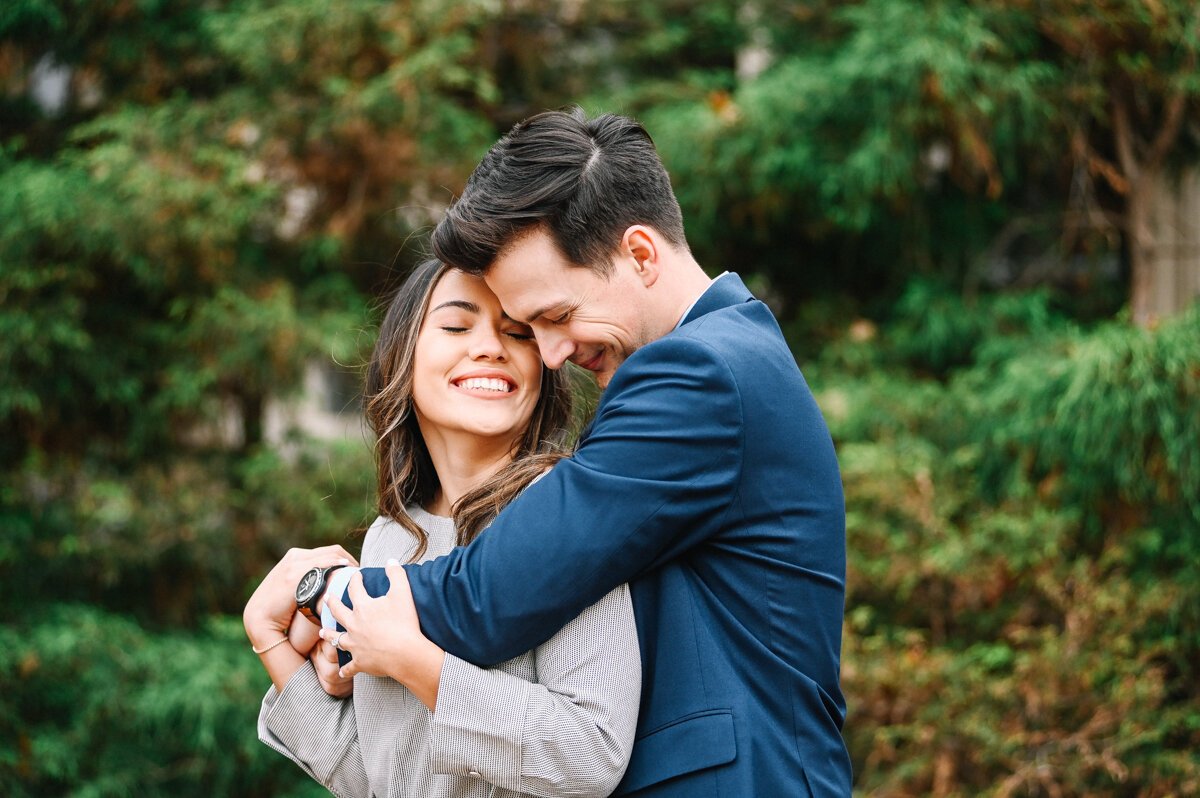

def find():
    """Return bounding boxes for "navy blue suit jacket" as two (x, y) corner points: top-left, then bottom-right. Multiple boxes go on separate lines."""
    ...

(357, 274), (850, 795)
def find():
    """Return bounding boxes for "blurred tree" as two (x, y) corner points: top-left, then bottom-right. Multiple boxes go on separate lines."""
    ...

(2, 1), (1198, 795)
(1017, 0), (1200, 325)
(630, 0), (1064, 314)
(631, 0), (1200, 322)
(0, 0), (513, 465)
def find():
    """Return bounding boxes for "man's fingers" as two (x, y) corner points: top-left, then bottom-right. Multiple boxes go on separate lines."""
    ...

(339, 660), (360, 680)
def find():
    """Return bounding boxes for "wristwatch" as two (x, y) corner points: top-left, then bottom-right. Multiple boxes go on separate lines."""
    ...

(296, 564), (345, 625)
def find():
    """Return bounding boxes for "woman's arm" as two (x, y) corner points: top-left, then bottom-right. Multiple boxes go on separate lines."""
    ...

(327, 562), (641, 798)
(245, 544), (368, 797)
(243, 544), (356, 692)
(431, 583), (640, 798)
(257, 663), (370, 798)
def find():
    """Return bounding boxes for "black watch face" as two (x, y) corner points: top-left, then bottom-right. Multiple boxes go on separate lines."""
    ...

(296, 567), (324, 605)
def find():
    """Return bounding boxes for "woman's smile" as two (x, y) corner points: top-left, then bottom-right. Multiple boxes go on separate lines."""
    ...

(451, 369), (518, 396)
(412, 270), (542, 443)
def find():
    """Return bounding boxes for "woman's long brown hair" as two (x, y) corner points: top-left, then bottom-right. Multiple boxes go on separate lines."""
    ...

(364, 259), (577, 560)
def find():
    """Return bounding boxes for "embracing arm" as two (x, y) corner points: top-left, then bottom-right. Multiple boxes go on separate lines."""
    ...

(403, 335), (744, 665)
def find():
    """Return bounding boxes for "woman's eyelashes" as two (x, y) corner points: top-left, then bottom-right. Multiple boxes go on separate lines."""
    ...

(437, 322), (533, 341)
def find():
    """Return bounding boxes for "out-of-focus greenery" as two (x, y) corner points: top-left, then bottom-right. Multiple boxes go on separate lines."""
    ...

(813, 299), (1200, 795)
(2, 1), (1198, 796)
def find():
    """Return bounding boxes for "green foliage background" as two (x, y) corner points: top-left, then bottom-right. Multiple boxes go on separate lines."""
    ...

(2, 1), (1198, 795)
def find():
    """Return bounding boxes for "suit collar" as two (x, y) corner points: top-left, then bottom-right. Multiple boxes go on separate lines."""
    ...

(680, 272), (753, 327)
(578, 273), (752, 444)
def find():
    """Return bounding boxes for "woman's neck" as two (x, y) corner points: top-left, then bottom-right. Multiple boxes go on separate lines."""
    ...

(420, 429), (515, 517)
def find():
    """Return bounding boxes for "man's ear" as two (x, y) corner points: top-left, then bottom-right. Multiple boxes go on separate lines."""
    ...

(622, 225), (660, 287)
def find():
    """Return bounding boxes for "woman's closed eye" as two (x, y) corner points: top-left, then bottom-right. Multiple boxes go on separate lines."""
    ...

(504, 327), (535, 341)
(439, 325), (468, 334)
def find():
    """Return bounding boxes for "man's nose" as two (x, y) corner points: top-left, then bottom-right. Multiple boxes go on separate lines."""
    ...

(536, 330), (574, 370)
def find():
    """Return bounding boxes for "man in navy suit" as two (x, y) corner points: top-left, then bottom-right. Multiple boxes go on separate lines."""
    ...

(334, 108), (851, 796)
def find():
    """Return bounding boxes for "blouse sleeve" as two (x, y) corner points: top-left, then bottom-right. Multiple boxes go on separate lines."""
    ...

(256, 515), (407, 798)
(427, 583), (641, 798)
(258, 663), (371, 798)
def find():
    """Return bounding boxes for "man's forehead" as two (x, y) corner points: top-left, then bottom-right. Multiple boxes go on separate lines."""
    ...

(492, 286), (567, 325)
(486, 262), (565, 319)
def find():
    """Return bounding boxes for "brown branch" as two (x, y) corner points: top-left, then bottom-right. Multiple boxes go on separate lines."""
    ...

(1111, 94), (1139, 184)
(1072, 129), (1129, 195)
(1145, 11), (1198, 169)
(1145, 86), (1189, 171)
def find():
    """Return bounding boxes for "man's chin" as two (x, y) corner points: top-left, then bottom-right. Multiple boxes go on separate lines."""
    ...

(594, 365), (620, 389)
(582, 352), (625, 390)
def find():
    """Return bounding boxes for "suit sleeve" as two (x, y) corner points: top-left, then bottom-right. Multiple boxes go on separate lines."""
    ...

(403, 333), (744, 666)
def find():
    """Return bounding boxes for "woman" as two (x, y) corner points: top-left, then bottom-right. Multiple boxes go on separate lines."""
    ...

(242, 259), (640, 798)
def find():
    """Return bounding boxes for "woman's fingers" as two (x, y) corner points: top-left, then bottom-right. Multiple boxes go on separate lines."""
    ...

(315, 544), (358, 567)
(384, 560), (408, 597)
(316, 626), (362, 680)
(324, 595), (353, 631)
(345, 570), (370, 604)
(312, 640), (354, 698)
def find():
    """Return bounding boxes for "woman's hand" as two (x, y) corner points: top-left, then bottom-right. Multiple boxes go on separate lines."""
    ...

(243, 544), (357, 649)
(288, 610), (320, 656)
(322, 560), (445, 710)
(311, 639), (354, 698)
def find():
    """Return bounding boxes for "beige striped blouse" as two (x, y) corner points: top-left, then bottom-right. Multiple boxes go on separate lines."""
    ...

(257, 506), (641, 798)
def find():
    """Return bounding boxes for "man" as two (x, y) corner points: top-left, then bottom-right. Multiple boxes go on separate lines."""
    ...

(338, 108), (850, 796)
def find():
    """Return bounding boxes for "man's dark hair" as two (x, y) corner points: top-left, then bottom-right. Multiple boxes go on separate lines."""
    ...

(431, 107), (688, 276)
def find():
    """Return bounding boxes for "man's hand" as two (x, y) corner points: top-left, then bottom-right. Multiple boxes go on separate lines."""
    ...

(311, 639), (354, 698)
(322, 560), (445, 710)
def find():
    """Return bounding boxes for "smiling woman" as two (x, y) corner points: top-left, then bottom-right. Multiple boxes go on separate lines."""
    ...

(364, 260), (575, 560)
(241, 258), (640, 798)
(412, 269), (544, 457)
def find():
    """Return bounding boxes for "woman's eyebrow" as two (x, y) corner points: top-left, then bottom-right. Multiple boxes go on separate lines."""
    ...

(430, 300), (479, 313)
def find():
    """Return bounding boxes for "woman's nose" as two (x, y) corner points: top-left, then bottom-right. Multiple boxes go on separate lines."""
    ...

(468, 327), (507, 360)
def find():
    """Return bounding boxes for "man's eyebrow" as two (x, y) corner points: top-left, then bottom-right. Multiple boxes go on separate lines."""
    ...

(519, 302), (565, 324)
(430, 300), (479, 314)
